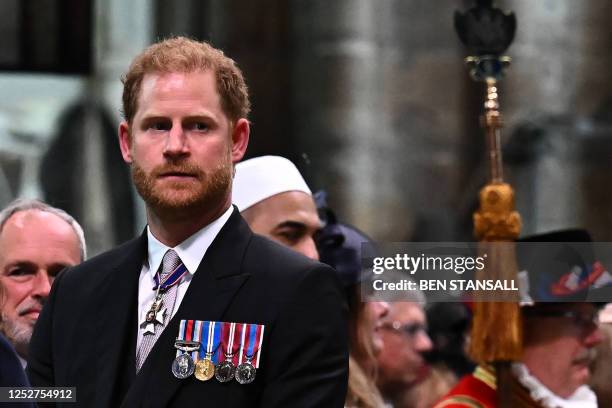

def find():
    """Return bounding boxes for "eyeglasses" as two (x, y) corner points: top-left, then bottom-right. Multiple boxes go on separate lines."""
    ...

(382, 321), (428, 339)
(524, 309), (599, 332)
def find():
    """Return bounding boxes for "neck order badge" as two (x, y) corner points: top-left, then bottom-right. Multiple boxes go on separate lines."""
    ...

(173, 320), (265, 384)
(141, 253), (189, 335)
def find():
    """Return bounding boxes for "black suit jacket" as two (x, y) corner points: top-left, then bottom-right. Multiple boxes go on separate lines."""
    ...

(27, 210), (348, 407)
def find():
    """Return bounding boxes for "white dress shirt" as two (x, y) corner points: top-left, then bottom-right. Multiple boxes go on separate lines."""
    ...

(136, 206), (233, 350)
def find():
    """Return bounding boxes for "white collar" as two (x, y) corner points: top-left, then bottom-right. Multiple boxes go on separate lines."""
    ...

(146, 206), (234, 276)
(512, 363), (598, 408)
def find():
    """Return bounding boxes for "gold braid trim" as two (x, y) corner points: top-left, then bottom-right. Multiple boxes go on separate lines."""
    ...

(433, 395), (486, 408)
(473, 365), (497, 391)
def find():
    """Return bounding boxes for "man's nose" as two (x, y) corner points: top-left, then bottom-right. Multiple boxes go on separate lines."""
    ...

(373, 301), (390, 319)
(299, 237), (320, 261)
(164, 124), (189, 157)
(415, 330), (433, 352)
(31, 271), (52, 299)
(584, 325), (605, 347)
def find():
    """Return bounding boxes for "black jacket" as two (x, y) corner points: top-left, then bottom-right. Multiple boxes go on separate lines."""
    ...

(27, 210), (348, 407)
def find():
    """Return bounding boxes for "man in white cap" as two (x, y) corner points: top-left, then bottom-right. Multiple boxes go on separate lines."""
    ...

(233, 155), (321, 260)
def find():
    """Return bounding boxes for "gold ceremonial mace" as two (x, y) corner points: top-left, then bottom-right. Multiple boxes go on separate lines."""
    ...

(455, 1), (521, 406)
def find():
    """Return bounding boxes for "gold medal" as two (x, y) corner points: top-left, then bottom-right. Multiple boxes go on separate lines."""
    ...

(195, 358), (215, 381)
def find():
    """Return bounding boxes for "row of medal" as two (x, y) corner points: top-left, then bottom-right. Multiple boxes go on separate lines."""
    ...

(171, 320), (265, 385)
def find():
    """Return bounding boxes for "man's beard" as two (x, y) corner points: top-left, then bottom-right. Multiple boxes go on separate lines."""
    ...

(132, 153), (232, 220)
(1, 311), (32, 359)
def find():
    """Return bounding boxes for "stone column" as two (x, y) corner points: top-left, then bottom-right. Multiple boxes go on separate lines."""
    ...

(290, 0), (395, 239)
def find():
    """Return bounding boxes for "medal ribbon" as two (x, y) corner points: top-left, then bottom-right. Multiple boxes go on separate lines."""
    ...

(175, 319), (196, 358)
(177, 321), (264, 367)
(227, 322), (236, 359)
(175, 320), (187, 358)
(211, 322), (222, 363)
(153, 262), (189, 292)
(218, 322), (229, 362)
(185, 320), (194, 356)
(198, 321), (218, 362)
(255, 324), (265, 368)
(198, 321), (209, 361)
(231, 323), (244, 366)
(238, 323), (248, 365)
(219, 322), (242, 362)
(238, 323), (265, 368)
(191, 320), (202, 361)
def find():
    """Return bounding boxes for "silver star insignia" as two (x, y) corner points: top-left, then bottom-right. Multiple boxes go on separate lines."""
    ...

(155, 307), (167, 325)
(140, 307), (167, 336)
(142, 321), (156, 335)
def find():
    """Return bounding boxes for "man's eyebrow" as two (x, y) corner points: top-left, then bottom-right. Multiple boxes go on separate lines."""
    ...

(141, 113), (218, 121)
(274, 221), (307, 231)
(47, 262), (73, 270)
(139, 115), (170, 122)
(2, 260), (37, 272)
(5, 260), (36, 267)
(3, 261), (73, 271)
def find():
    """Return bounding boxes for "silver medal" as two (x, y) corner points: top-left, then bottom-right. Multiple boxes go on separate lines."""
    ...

(214, 360), (236, 383)
(172, 353), (195, 379)
(235, 361), (256, 384)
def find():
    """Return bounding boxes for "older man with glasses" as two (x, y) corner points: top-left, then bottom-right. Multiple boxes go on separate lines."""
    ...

(435, 229), (611, 408)
(376, 300), (433, 407)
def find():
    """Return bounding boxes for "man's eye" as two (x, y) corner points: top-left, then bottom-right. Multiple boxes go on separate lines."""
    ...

(189, 122), (209, 132)
(7, 267), (33, 278)
(277, 230), (302, 244)
(148, 122), (170, 131)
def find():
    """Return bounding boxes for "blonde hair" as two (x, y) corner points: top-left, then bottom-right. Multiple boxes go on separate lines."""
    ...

(346, 286), (385, 407)
(121, 36), (250, 124)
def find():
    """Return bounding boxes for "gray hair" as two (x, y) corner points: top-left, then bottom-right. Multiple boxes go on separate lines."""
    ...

(0, 198), (87, 261)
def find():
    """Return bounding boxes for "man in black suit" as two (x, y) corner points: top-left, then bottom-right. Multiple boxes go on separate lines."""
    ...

(27, 37), (348, 407)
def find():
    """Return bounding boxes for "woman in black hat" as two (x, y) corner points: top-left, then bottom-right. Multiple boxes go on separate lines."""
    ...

(316, 201), (388, 408)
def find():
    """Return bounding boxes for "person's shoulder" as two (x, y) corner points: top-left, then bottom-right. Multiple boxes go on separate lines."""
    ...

(432, 369), (496, 408)
(0, 333), (19, 362)
(0, 334), (30, 387)
(245, 234), (339, 285)
(247, 234), (328, 270)
(249, 234), (315, 262)
(59, 235), (144, 286)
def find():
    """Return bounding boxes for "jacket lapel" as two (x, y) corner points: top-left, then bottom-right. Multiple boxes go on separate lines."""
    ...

(94, 233), (147, 408)
(121, 209), (253, 408)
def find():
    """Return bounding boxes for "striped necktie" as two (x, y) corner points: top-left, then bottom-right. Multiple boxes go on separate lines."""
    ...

(136, 249), (183, 371)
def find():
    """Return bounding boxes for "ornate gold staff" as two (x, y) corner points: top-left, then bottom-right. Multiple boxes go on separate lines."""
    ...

(455, 1), (521, 405)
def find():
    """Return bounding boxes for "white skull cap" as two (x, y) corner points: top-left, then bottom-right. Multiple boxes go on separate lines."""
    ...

(600, 303), (612, 324)
(232, 155), (312, 212)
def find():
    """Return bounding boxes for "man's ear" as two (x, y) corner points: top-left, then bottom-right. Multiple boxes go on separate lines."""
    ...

(230, 118), (250, 163)
(118, 121), (133, 163)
